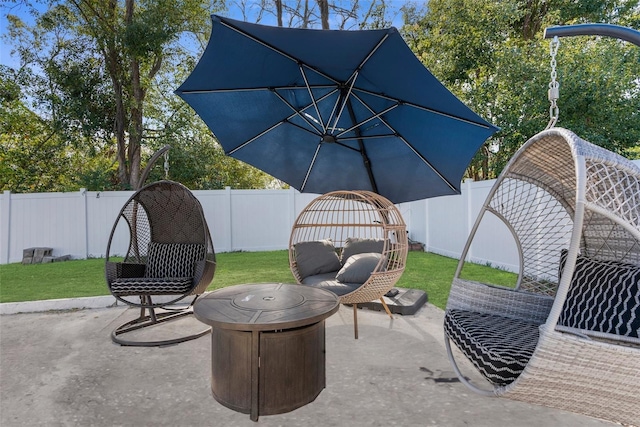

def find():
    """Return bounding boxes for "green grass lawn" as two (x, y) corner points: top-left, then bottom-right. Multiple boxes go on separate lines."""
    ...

(0, 251), (517, 310)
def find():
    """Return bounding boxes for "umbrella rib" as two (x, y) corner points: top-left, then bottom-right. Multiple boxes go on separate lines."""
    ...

(328, 32), (389, 133)
(179, 85), (334, 94)
(271, 89), (323, 134)
(400, 134), (459, 193)
(340, 134), (397, 141)
(336, 103), (399, 138)
(330, 74), (359, 133)
(351, 91), (459, 193)
(328, 31), (389, 133)
(344, 32), (390, 90)
(353, 88), (493, 129)
(300, 66), (326, 131)
(219, 19), (341, 85)
(300, 143), (323, 192)
(228, 121), (285, 155)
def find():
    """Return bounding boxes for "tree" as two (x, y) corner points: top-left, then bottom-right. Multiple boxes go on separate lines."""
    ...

(0, 67), (74, 192)
(59, 0), (222, 189)
(402, 0), (640, 180)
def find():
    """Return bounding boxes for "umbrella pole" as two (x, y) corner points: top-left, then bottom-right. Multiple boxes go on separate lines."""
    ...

(346, 97), (379, 194)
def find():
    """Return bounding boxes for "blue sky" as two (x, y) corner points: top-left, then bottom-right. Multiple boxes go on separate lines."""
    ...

(1, 0), (424, 70)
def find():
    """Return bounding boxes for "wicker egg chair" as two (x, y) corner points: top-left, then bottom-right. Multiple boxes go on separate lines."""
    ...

(444, 128), (640, 425)
(105, 180), (216, 347)
(289, 190), (408, 339)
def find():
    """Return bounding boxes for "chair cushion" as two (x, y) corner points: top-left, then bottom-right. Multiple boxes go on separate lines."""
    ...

(444, 309), (540, 386)
(110, 277), (193, 296)
(301, 272), (360, 296)
(145, 242), (206, 279)
(340, 237), (385, 264)
(336, 252), (383, 284)
(559, 251), (640, 339)
(294, 239), (341, 280)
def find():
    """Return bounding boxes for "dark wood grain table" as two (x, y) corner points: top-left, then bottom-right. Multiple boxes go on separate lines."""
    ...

(193, 283), (340, 421)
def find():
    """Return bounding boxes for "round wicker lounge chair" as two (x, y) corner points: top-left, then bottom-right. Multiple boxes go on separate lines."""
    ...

(444, 128), (640, 425)
(289, 190), (408, 339)
(105, 180), (216, 346)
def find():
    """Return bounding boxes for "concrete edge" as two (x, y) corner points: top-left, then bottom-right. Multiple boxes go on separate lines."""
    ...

(0, 294), (205, 315)
(0, 296), (120, 315)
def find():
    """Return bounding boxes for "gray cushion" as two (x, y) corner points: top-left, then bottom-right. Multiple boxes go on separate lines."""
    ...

(300, 272), (359, 296)
(340, 237), (385, 264)
(294, 239), (341, 280)
(336, 252), (383, 284)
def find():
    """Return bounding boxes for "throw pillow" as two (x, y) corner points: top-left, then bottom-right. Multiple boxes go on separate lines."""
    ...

(336, 252), (384, 284)
(294, 239), (341, 280)
(340, 237), (385, 264)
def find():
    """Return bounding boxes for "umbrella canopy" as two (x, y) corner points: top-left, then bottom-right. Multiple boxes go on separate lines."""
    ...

(176, 15), (499, 204)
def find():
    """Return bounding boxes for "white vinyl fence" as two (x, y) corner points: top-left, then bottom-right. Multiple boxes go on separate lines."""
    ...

(0, 172), (611, 273)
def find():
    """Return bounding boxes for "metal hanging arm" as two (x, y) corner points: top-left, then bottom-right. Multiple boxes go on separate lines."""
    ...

(544, 23), (640, 47)
(542, 23), (640, 130)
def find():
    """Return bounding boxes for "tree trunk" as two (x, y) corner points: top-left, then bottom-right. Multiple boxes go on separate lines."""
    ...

(275, 0), (283, 27)
(317, 0), (329, 29)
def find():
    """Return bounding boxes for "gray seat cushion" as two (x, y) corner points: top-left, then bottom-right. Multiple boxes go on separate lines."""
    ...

(301, 272), (360, 296)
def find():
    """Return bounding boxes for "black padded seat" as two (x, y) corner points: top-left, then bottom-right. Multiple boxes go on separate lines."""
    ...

(444, 309), (541, 386)
(110, 277), (193, 295)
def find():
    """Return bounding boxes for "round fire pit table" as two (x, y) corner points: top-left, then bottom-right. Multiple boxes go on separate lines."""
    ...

(193, 283), (340, 421)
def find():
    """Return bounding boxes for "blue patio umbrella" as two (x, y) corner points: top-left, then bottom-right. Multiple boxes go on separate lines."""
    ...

(176, 15), (499, 204)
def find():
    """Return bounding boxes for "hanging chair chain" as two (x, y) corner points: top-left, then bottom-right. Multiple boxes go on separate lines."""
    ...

(545, 36), (560, 129)
(163, 151), (169, 179)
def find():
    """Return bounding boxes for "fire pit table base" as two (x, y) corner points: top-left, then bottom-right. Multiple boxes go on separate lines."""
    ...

(194, 283), (340, 421)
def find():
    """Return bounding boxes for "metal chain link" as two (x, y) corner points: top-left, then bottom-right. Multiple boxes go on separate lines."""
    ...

(164, 151), (170, 179)
(545, 36), (560, 129)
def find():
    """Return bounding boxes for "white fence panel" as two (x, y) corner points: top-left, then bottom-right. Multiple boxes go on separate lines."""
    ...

(426, 192), (468, 259)
(6, 161), (638, 267)
(87, 191), (134, 258)
(2, 191), (87, 262)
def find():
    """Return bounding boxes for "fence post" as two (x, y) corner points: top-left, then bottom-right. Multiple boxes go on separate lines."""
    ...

(80, 188), (89, 259)
(289, 187), (297, 233)
(464, 178), (474, 262)
(1, 190), (11, 264)
(225, 186), (233, 251)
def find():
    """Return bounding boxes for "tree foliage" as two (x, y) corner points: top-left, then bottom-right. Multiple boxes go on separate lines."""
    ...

(402, 0), (640, 179)
(2, 0), (638, 193)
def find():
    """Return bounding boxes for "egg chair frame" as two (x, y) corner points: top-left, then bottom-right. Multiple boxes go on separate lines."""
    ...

(289, 190), (409, 339)
(444, 128), (640, 426)
(105, 180), (216, 347)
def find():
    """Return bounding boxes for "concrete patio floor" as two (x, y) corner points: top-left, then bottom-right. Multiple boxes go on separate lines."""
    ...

(0, 298), (613, 426)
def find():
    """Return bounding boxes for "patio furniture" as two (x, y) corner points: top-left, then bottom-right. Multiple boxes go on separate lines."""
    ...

(105, 180), (216, 347)
(289, 190), (409, 339)
(193, 283), (340, 421)
(444, 128), (640, 426)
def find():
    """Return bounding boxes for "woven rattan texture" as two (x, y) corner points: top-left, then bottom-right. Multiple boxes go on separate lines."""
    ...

(446, 128), (640, 425)
(105, 180), (216, 307)
(289, 190), (408, 305)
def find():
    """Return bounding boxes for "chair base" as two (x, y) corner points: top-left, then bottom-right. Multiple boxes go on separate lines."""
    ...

(355, 288), (428, 315)
(352, 298), (394, 339)
(112, 307), (211, 347)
